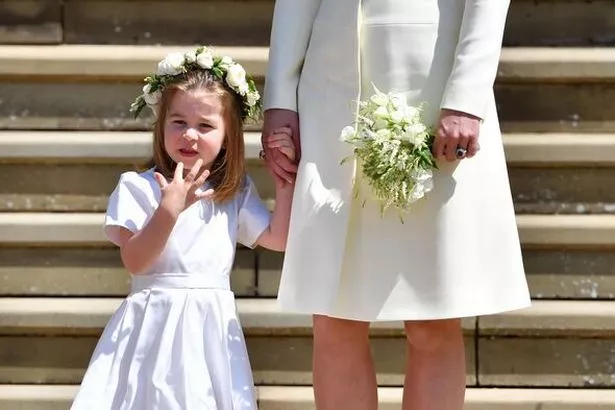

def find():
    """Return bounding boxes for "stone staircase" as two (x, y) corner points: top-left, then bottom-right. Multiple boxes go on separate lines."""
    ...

(1, 0), (615, 408)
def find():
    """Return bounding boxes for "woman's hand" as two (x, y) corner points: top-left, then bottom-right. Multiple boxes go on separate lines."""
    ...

(261, 109), (300, 184)
(433, 109), (481, 162)
(266, 126), (296, 162)
(264, 126), (297, 187)
(154, 159), (214, 217)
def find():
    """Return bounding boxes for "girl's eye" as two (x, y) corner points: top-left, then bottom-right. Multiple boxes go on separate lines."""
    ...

(173, 120), (185, 126)
(199, 123), (211, 129)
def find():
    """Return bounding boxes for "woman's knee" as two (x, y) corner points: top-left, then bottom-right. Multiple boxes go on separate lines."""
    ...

(313, 314), (370, 345)
(404, 319), (463, 352)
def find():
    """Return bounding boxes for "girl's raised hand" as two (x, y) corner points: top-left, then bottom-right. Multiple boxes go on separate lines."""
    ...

(154, 159), (214, 217)
(266, 127), (296, 163)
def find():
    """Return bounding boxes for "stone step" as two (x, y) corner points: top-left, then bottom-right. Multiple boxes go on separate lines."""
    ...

(0, 297), (476, 335)
(1, 0), (614, 47)
(1, 245), (614, 300)
(2, 131), (615, 214)
(0, 131), (262, 162)
(0, 333), (475, 385)
(1, 298), (610, 337)
(0, 46), (614, 132)
(2, 386), (615, 410)
(262, 387), (615, 410)
(0, 297), (477, 385)
(4, 131), (615, 165)
(1, 215), (615, 300)
(2, 213), (615, 247)
(0, 299), (613, 386)
(2, 46), (613, 80)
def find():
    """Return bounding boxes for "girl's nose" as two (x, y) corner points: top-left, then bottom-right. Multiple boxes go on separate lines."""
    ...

(183, 128), (198, 140)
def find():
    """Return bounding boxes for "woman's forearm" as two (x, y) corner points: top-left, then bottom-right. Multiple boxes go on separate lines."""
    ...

(440, 0), (511, 119)
(263, 0), (322, 111)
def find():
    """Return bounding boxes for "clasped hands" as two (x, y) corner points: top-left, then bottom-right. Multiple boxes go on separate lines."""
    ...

(260, 108), (481, 183)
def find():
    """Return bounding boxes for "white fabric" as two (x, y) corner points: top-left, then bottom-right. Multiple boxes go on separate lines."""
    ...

(264, 0), (531, 321)
(71, 169), (271, 410)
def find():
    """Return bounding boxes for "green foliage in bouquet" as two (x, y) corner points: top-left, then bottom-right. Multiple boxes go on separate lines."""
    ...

(341, 85), (437, 220)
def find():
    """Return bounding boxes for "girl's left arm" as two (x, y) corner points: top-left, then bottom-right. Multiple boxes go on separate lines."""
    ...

(256, 184), (293, 252)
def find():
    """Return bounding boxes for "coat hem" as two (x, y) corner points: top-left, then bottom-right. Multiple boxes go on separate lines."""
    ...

(277, 297), (532, 323)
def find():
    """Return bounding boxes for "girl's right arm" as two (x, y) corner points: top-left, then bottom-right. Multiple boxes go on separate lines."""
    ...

(115, 160), (213, 274)
(116, 204), (179, 274)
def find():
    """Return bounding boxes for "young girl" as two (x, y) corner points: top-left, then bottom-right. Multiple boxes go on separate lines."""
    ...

(71, 47), (295, 410)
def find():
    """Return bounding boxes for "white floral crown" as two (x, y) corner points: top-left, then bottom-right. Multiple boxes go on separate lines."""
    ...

(130, 46), (261, 121)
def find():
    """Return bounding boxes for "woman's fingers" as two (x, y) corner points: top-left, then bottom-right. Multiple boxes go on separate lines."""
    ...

(466, 138), (480, 158)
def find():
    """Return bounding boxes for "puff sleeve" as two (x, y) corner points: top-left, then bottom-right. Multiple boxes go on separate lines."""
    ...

(236, 177), (272, 248)
(104, 172), (154, 246)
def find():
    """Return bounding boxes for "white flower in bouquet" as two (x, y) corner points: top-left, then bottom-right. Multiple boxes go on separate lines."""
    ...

(389, 93), (407, 109)
(340, 84), (437, 219)
(370, 92), (389, 107)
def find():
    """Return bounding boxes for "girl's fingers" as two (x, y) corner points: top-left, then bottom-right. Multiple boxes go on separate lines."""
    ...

(196, 188), (215, 199)
(267, 139), (293, 149)
(174, 162), (184, 181)
(154, 172), (168, 189)
(271, 126), (293, 137)
(267, 133), (295, 143)
(194, 168), (210, 187)
(184, 159), (203, 183)
(278, 147), (295, 161)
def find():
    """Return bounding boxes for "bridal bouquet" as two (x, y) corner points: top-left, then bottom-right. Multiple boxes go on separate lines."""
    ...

(340, 85), (437, 218)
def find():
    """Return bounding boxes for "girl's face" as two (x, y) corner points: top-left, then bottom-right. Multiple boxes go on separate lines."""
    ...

(164, 89), (226, 171)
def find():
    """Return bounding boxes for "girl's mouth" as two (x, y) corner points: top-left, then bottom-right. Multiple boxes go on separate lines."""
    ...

(179, 149), (198, 157)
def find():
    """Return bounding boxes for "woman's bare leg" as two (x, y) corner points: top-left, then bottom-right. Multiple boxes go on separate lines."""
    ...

(402, 319), (466, 410)
(312, 315), (377, 410)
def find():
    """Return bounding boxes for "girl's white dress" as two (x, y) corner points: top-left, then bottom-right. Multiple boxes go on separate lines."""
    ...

(71, 169), (271, 410)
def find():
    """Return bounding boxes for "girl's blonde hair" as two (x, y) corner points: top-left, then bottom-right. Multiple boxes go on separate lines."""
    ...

(143, 70), (245, 203)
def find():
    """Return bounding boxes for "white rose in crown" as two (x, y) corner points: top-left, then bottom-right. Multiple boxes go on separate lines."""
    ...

(226, 64), (248, 95)
(246, 91), (260, 107)
(156, 52), (185, 76)
(219, 56), (233, 70)
(184, 51), (197, 64)
(142, 84), (161, 106)
(196, 51), (214, 69)
(131, 46), (262, 121)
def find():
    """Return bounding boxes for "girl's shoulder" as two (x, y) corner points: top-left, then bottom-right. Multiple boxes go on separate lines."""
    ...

(116, 168), (157, 190)
(118, 167), (155, 182)
(233, 174), (258, 202)
(112, 167), (160, 204)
